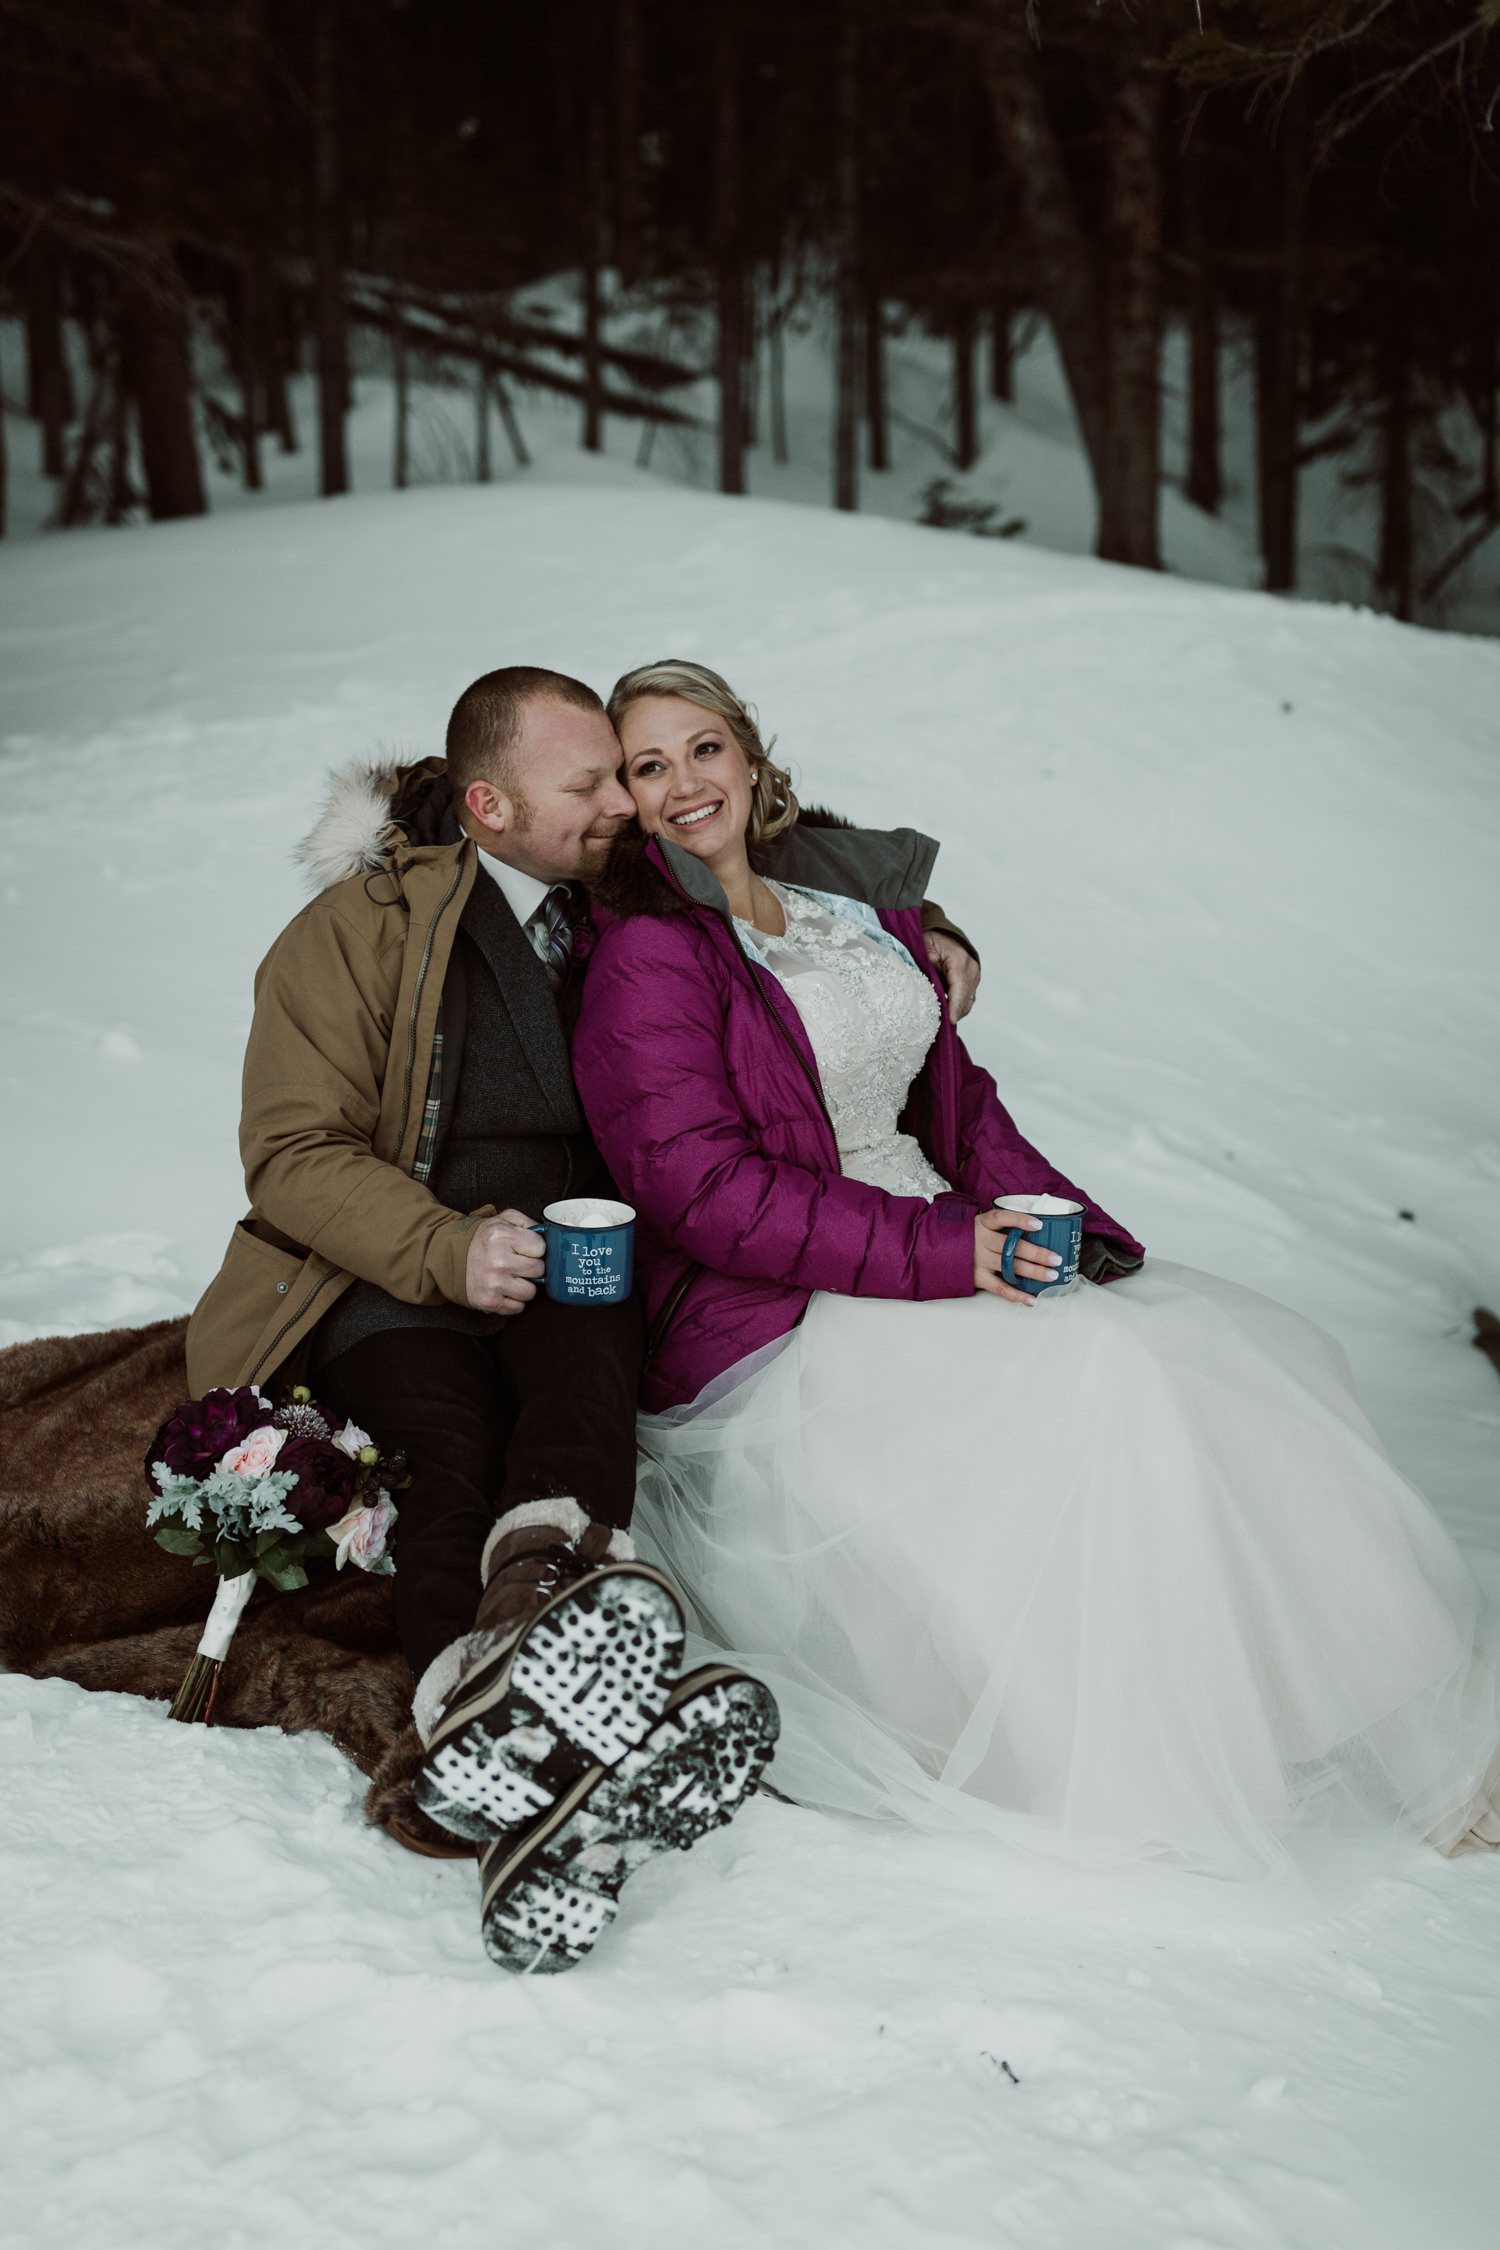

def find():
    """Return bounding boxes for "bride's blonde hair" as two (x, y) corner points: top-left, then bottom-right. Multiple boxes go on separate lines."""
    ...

(606, 660), (800, 846)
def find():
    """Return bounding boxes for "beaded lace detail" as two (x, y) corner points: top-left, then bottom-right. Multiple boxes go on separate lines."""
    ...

(745, 883), (952, 1199)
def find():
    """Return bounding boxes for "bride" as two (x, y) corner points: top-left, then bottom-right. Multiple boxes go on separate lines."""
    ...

(573, 659), (1500, 1883)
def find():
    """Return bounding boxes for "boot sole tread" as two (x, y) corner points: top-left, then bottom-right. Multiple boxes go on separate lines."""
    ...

(480, 1670), (780, 1975)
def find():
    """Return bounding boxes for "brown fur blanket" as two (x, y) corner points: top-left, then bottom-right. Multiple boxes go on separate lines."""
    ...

(0, 1319), (472, 1857)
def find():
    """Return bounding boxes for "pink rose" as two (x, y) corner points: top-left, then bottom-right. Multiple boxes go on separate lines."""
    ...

(327, 1494), (397, 1573)
(220, 1425), (287, 1479)
(332, 1418), (374, 1461)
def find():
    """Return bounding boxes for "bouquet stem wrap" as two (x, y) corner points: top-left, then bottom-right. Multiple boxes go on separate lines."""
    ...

(168, 1569), (257, 1724)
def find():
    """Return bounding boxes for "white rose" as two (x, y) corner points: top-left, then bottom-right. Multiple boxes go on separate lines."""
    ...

(326, 1494), (397, 1573)
(220, 1425), (287, 1479)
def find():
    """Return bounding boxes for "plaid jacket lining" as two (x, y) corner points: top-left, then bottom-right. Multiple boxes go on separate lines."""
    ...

(411, 1023), (443, 1186)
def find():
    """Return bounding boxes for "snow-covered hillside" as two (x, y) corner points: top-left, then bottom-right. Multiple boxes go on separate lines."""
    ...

(5, 285), (1496, 636)
(2, 477), (1499, 2248)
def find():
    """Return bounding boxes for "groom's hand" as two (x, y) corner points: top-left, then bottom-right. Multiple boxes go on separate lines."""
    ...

(925, 930), (980, 1023)
(466, 1210), (546, 1313)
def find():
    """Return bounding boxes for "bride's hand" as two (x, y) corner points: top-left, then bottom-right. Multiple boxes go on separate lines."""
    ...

(974, 1209), (1058, 1304)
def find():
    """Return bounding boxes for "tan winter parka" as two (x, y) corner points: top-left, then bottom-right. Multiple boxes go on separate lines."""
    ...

(186, 830), (485, 1395)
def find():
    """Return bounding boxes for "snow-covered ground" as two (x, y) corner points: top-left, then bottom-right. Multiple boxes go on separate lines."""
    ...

(2, 469), (1499, 2248)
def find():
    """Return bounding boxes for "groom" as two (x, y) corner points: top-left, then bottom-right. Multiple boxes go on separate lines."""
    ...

(187, 664), (980, 1972)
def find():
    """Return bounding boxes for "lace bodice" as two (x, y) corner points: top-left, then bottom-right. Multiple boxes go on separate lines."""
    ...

(739, 883), (952, 1200)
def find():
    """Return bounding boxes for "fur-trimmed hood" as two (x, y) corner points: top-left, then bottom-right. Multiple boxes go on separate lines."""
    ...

(295, 757), (453, 892)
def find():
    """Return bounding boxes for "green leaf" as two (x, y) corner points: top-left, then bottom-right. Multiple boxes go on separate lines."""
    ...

(213, 1538), (252, 1578)
(154, 1524), (204, 1557)
(257, 1556), (309, 1593)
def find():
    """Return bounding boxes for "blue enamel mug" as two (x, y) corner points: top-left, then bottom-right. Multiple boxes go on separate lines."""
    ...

(541, 1198), (636, 1306)
(995, 1194), (1084, 1295)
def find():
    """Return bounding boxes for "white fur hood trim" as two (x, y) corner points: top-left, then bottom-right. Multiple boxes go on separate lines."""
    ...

(296, 760), (404, 893)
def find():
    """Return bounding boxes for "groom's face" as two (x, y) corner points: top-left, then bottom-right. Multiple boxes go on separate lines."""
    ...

(464, 699), (635, 882)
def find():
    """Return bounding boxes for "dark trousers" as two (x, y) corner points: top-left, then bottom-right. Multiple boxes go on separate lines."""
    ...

(318, 1292), (644, 1684)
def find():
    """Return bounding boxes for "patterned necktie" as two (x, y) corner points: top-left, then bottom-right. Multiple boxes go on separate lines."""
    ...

(538, 884), (574, 989)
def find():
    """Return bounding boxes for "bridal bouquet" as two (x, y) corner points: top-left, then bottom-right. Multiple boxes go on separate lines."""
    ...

(146, 1385), (403, 1723)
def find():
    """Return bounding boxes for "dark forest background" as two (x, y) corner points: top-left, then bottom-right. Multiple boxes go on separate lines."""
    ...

(2, 0), (1497, 624)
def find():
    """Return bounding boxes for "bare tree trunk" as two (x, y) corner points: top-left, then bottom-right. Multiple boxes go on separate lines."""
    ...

(770, 297), (789, 464)
(105, 364), (133, 523)
(582, 260), (604, 453)
(990, 294), (1014, 402)
(615, 0), (643, 289)
(475, 326), (492, 481)
(117, 284), (207, 520)
(717, 269), (745, 489)
(312, 0), (350, 497)
(713, 9), (745, 494)
(392, 282), (410, 488)
(265, 279), (297, 453)
(1473, 271), (1498, 519)
(743, 278), (759, 449)
(227, 263), (263, 491)
(1378, 281), (1414, 620)
(978, 0), (1107, 482)
(1184, 141), (1221, 516)
(953, 304), (979, 469)
(832, 0), (860, 512)
(26, 244), (72, 478)
(865, 291), (889, 470)
(58, 338), (112, 527)
(494, 373), (531, 467)
(1098, 57), (1163, 568)
(391, 74), (412, 492)
(1256, 90), (1305, 592)
(582, 53), (607, 456)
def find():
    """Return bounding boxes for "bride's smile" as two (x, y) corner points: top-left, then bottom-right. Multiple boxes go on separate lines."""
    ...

(667, 798), (725, 830)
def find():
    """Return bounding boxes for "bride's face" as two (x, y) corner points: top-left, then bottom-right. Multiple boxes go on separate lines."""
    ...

(616, 695), (756, 868)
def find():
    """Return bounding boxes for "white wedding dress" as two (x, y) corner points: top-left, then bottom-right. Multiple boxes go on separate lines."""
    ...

(632, 883), (1500, 1881)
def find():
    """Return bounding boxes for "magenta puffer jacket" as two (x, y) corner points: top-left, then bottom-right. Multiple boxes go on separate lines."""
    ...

(574, 838), (1142, 1411)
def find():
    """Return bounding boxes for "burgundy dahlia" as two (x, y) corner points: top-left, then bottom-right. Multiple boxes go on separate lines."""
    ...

(147, 1386), (267, 1485)
(275, 1435), (358, 1530)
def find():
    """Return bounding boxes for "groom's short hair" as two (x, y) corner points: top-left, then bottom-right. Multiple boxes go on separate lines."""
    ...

(447, 666), (604, 806)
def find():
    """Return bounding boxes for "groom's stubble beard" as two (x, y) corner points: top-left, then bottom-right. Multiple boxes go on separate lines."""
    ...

(509, 786), (629, 877)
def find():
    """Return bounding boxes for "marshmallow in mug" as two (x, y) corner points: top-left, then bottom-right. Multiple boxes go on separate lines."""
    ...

(544, 1198), (635, 1228)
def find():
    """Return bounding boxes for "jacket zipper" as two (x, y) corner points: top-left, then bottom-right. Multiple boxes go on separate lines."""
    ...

(395, 851), (466, 1165)
(249, 1270), (336, 1385)
(646, 1262), (702, 1361)
(743, 955), (840, 1148)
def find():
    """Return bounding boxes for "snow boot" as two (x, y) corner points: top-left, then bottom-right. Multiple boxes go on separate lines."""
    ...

(411, 1497), (685, 1845)
(477, 1663), (781, 1975)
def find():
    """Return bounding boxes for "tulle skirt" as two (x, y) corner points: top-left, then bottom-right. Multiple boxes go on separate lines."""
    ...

(632, 1263), (1500, 1881)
